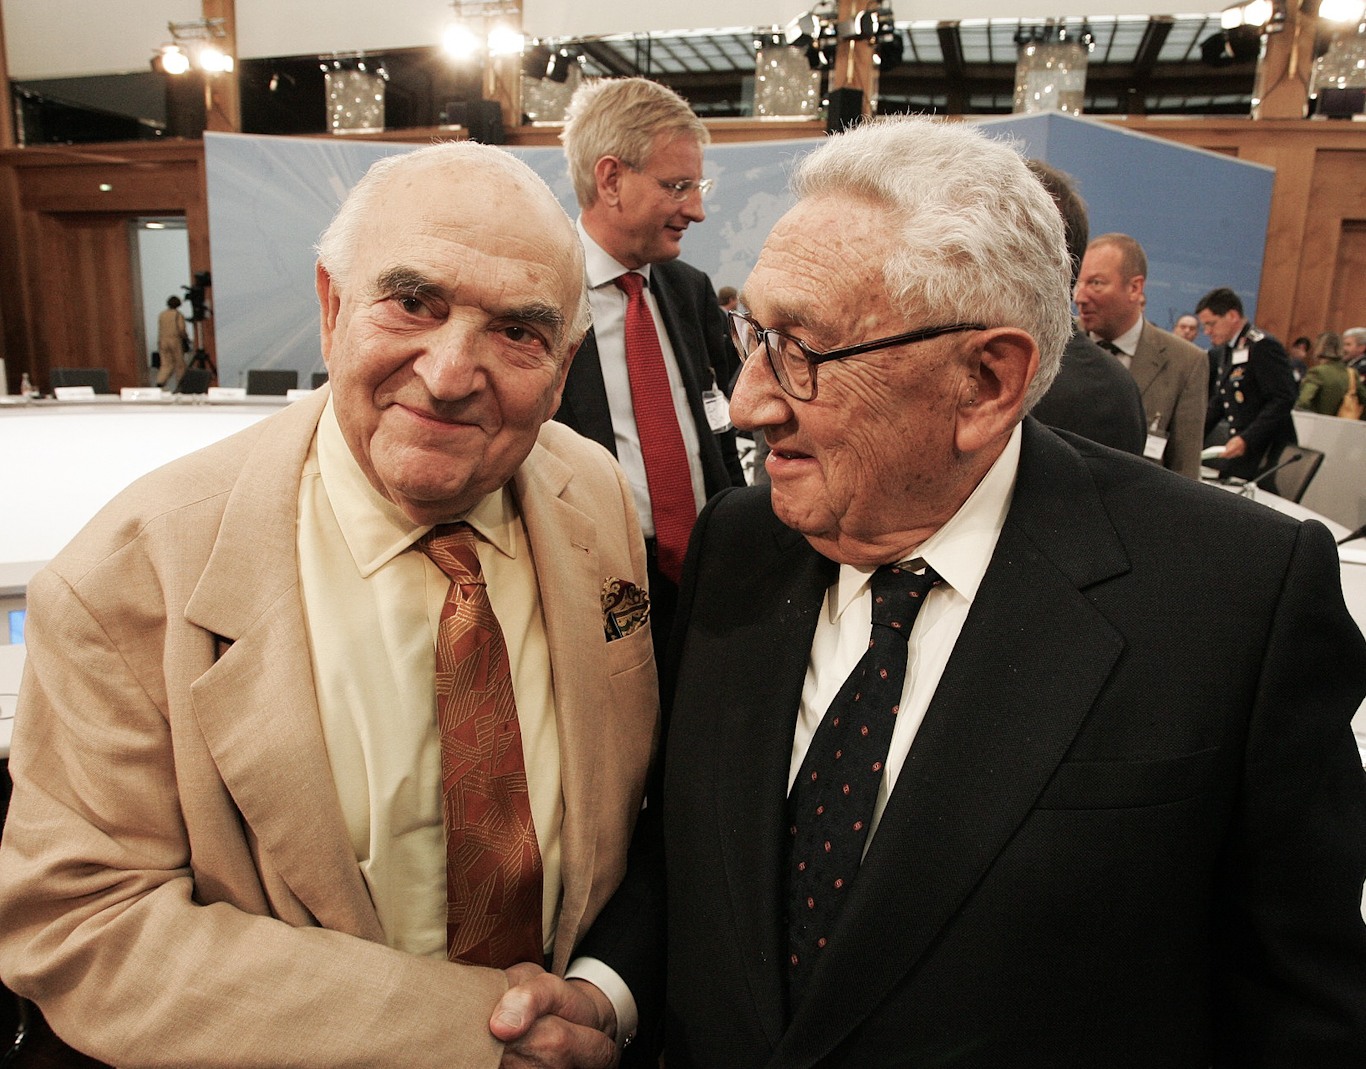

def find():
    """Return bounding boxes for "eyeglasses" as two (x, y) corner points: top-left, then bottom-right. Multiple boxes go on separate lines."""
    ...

(623, 161), (715, 202)
(728, 310), (985, 401)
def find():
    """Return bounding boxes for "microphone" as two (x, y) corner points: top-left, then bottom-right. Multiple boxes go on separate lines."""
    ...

(1234, 451), (1305, 495)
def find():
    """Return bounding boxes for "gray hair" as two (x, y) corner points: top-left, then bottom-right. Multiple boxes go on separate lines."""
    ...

(791, 117), (1072, 410)
(561, 77), (709, 209)
(316, 141), (591, 343)
(1344, 327), (1366, 344)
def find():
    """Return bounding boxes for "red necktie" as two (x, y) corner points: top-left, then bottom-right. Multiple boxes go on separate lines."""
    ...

(615, 272), (697, 584)
(418, 523), (544, 968)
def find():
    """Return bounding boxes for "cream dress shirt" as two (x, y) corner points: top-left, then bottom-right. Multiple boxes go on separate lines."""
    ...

(297, 399), (563, 958)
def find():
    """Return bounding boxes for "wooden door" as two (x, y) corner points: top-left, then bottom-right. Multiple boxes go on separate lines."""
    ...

(34, 212), (140, 393)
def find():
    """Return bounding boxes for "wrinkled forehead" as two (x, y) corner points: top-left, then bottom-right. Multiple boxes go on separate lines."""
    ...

(746, 195), (895, 319)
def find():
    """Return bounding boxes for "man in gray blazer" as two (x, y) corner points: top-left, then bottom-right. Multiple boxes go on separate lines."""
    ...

(1075, 233), (1209, 478)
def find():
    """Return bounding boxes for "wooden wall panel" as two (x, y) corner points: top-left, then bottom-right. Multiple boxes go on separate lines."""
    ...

(1329, 222), (1366, 334)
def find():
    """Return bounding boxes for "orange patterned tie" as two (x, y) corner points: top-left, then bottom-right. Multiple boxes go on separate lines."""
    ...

(418, 523), (544, 968)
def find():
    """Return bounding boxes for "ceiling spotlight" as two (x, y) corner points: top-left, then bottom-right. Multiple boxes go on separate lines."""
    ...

(547, 48), (577, 83)
(157, 45), (190, 75)
(1319, 0), (1366, 20)
(199, 46), (234, 73)
(487, 25), (525, 57)
(443, 22), (481, 60)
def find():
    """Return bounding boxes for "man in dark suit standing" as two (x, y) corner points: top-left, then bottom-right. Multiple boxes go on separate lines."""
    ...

(1198, 286), (1299, 482)
(1024, 160), (1146, 456)
(1075, 233), (1209, 478)
(496, 116), (1366, 1068)
(555, 77), (745, 652)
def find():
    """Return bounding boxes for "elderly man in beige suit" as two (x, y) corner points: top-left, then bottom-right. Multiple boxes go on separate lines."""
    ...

(0, 143), (655, 1068)
(1075, 233), (1208, 479)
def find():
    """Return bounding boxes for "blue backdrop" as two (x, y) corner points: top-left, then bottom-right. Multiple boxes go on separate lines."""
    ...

(205, 114), (1272, 387)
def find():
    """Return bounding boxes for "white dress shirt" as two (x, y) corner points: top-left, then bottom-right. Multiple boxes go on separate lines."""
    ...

(297, 399), (563, 958)
(579, 220), (708, 537)
(789, 423), (1022, 845)
(1091, 316), (1144, 370)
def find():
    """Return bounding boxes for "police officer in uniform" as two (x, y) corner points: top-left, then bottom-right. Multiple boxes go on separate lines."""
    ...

(1197, 286), (1298, 482)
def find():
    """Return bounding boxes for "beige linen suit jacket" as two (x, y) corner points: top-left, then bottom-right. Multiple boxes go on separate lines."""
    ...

(0, 388), (659, 1068)
(1129, 319), (1209, 479)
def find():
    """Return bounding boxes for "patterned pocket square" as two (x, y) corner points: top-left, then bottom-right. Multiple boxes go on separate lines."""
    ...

(602, 577), (650, 641)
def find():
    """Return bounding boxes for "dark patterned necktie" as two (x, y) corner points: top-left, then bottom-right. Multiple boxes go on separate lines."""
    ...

(1096, 338), (1123, 356)
(614, 271), (696, 584)
(418, 523), (544, 968)
(785, 562), (942, 1008)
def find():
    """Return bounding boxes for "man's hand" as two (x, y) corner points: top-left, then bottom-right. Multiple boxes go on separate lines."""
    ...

(1221, 435), (1247, 459)
(490, 963), (619, 1069)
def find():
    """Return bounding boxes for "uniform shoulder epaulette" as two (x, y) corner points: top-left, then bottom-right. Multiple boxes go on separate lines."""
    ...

(1246, 326), (1266, 343)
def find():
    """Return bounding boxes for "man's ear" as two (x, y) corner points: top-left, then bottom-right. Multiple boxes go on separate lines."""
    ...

(955, 327), (1038, 454)
(594, 156), (626, 210)
(316, 263), (341, 367)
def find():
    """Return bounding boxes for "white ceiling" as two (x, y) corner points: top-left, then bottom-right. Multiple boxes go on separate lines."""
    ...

(5, 0), (1221, 80)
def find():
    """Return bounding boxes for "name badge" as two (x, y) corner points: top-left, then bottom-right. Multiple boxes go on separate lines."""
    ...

(703, 387), (733, 433)
(1231, 346), (1250, 365)
(1143, 431), (1168, 462)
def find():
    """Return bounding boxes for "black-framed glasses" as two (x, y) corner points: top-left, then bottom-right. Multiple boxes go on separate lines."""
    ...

(623, 161), (715, 202)
(727, 310), (986, 401)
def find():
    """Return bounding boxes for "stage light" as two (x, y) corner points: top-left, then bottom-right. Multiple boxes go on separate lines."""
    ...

(158, 45), (190, 75)
(443, 22), (481, 60)
(487, 25), (525, 56)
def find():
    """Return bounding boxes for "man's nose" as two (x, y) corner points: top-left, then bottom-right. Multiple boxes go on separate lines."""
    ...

(729, 348), (790, 432)
(416, 322), (486, 398)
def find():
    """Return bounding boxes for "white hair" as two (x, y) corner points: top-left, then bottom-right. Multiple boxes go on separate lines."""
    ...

(316, 141), (591, 343)
(792, 117), (1073, 410)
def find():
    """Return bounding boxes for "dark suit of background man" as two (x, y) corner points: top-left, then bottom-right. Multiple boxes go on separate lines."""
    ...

(497, 115), (1366, 1068)
(1198, 286), (1299, 483)
(1023, 160), (1146, 456)
(555, 76), (745, 654)
(0, 143), (657, 1069)
(1075, 233), (1209, 479)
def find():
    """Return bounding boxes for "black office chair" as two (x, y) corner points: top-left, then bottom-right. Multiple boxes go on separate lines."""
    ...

(1255, 445), (1325, 504)
(311, 372), (329, 389)
(245, 369), (298, 396)
(176, 368), (212, 394)
(49, 368), (111, 394)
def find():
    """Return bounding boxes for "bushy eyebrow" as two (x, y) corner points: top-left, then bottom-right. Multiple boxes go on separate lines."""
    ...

(373, 266), (567, 346)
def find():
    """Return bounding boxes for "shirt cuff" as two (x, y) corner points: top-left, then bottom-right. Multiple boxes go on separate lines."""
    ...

(565, 956), (638, 1049)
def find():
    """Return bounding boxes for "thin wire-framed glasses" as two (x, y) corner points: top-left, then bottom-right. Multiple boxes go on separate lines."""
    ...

(727, 310), (986, 401)
(623, 160), (715, 202)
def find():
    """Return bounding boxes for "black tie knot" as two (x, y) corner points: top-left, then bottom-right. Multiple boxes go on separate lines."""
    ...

(870, 563), (940, 634)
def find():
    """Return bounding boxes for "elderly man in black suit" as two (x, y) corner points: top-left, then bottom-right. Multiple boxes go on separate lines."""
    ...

(495, 117), (1366, 1069)
(553, 77), (745, 654)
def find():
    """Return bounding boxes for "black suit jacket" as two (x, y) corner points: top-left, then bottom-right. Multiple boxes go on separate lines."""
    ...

(1205, 324), (1298, 481)
(554, 258), (745, 499)
(586, 418), (1366, 1069)
(1031, 327), (1146, 455)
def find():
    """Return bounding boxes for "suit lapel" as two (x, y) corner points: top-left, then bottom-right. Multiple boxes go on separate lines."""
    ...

(705, 520), (836, 1047)
(510, 440), (607, 971)
(1129, 320), (1166, 397)
(184, 390), (384, 942)
(771, 421), (1131, 1068)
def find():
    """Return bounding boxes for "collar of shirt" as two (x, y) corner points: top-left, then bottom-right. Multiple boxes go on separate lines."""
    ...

(829, 421), (1022, 619)
(578, 218), (652, 292)
(1090, 315), (1143, 358)
(315, 397), (517, 577)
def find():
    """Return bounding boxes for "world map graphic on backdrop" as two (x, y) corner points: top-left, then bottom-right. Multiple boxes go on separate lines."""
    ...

(205, 116), (1271, 389)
